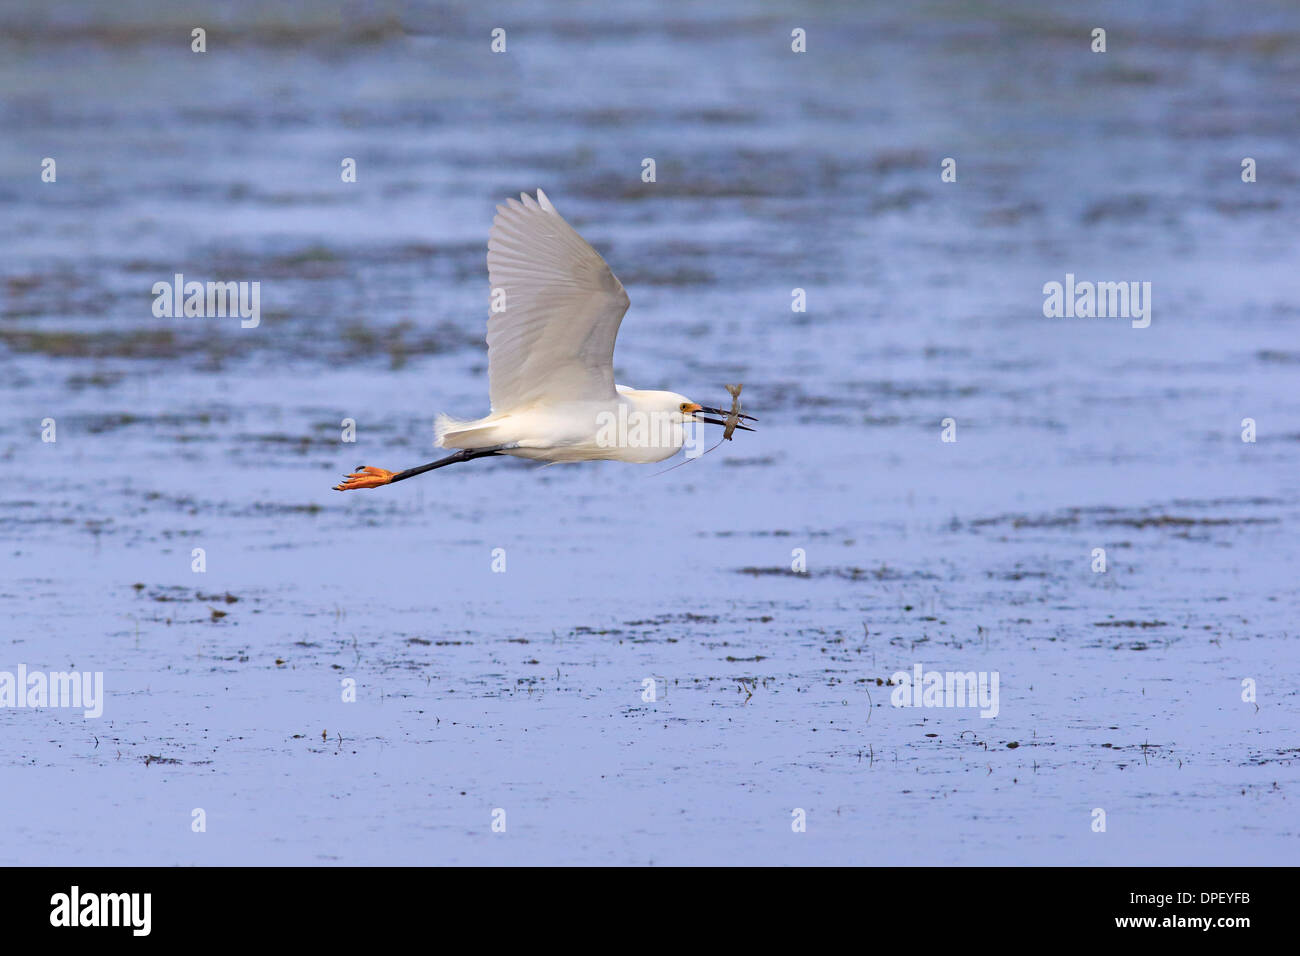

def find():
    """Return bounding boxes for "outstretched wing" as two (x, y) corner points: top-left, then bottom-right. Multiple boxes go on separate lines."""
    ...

(485, 189), (630, 412)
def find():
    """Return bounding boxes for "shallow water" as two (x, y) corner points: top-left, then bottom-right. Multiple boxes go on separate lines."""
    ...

(2, 0), (1298, 864)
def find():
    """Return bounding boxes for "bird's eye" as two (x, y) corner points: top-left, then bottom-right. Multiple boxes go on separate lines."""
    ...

(679, 403), (689, 412)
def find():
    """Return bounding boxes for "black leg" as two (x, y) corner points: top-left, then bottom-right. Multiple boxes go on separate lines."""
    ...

(388, 445), (508, 483)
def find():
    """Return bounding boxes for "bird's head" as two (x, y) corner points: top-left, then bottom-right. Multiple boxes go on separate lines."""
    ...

(633, 390), (757, 431)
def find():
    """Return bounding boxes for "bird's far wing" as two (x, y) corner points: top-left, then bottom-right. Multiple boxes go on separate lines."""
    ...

(485, 189), (630, 412)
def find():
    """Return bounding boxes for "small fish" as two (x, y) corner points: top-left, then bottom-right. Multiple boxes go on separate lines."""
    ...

(722, 383), (744, 440)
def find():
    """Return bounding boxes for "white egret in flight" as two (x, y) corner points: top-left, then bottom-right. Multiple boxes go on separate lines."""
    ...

(335, 189), (753, 491)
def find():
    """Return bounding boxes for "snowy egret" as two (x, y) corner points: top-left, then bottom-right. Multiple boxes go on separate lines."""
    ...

(335, 189), (754, 491)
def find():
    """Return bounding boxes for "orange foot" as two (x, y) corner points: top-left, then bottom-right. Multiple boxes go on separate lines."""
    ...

(334, 466), (397, 491)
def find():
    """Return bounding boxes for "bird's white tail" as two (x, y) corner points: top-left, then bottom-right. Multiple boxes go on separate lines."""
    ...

(435, 412), (502, 449)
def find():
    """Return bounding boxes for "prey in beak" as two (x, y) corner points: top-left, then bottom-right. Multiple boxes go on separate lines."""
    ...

(684, 401), (758, 433)
(693, 406), (756, 431)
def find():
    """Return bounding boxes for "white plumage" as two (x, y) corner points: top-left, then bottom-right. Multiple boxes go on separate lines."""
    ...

(485, 189), (629, 411)
(438, 189), (697, 463)
(335, 189), (753, 491)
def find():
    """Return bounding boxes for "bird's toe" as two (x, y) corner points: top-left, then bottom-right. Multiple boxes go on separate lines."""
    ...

(333, 465), (397, 491)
